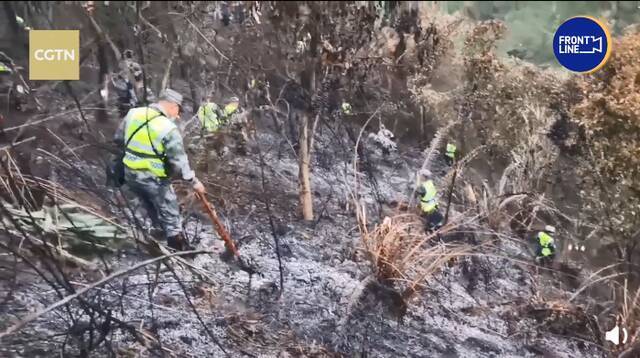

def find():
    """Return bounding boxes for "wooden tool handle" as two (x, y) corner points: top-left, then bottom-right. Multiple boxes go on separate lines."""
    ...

(195, 192), (239, 257)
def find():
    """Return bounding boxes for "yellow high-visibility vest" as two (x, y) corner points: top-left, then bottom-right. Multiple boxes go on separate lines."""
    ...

(198, 102), (238, 133)
(122, 107), (176, 178)
(538, 232), (555, 257)
(420, 180), (438, 214)
(198, 103), (221, 132)
(446, 143), (457, 159)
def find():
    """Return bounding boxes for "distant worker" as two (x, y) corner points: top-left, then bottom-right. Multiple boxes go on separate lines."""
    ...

(198, 96), (240, 133)
(197, 96), (247, 155)
(341, 102), (352, 115)
(536, 225), (557, 265)
(247, 76), (268, 107)
(114, 89), (205, 251)
(0, 60), (27, 111)
(15, 15), (31, 30)
(112, 50), (156, 117)
(0, 62), (12, 113)
(0, 61), (13, 92)
(416, 171), (444, 232)
(368, 123), (397, 155)
(0, 62), (11, 73)
(445, 142), (457, 166)
(112, 72), (138, 118)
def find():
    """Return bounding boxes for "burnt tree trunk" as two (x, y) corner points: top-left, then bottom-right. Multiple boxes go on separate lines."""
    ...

(96, 39), (109, 122)
(299, 113), (313, 221)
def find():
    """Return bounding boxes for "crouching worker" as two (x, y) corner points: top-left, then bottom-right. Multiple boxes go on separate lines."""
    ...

(114, 89), (206, 251)
(445, 142), (457, 166)
(535, 225), (557, 266)
(416, 171), (444, 232)
(197, 96), (247, 155)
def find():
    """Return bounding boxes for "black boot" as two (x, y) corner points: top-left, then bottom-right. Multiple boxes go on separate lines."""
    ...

(167, 233), (194, 252)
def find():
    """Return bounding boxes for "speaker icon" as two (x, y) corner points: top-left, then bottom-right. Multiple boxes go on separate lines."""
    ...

(605, 325), (628, 345)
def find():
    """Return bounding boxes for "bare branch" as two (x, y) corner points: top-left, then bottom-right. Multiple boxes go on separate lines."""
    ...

(0, 249), (213, 337)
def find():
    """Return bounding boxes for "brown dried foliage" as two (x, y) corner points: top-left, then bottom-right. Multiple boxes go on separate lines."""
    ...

(572, 32), (640, 185)
(459, 21), (567, 155)
(570, 32), (640, 260)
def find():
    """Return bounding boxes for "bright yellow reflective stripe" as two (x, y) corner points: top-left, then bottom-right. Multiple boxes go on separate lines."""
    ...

(123, 152), (163, 166)
(123, 153), (166, 176)
(127, 125), (166, 154)
(126, 139), (161, 155)
(125, 114), (174, 154)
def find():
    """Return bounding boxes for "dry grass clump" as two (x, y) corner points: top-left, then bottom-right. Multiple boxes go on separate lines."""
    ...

(359, 213), (468, 300)
(614, 281), (640, 356)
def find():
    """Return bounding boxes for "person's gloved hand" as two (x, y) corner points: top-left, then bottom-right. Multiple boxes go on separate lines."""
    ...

(192, 177), (206, 195)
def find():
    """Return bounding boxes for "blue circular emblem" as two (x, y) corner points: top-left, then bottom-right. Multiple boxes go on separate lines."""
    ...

(553, 16), (611, 73)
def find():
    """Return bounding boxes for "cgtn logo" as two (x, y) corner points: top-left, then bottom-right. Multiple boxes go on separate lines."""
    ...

(553, 16), (611, 73)
(29, 30), (79, 80)
(34, 49), (76, 61)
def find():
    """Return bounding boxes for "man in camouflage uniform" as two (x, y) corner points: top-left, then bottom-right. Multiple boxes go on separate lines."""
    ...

(0, 60), (28, 112)
(197, 96), (248, 156)
(112, 50), (156, 117)
(114, 88), (205, 251)
(0, 61), (13, 106)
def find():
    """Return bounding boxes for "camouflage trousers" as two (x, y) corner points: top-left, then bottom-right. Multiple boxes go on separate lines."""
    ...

(124, 169), (182, 238)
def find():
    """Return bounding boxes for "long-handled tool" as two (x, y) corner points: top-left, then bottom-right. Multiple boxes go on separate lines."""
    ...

(195, 191), (238, 256)
(195, 192), (258, 275)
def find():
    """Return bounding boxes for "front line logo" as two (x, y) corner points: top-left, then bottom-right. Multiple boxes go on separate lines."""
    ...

(557, 35), (602, 54)
(553, 16), (611, 73)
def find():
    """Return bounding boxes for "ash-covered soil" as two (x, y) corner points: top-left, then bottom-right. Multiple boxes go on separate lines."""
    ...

(0, 117), (606, 358)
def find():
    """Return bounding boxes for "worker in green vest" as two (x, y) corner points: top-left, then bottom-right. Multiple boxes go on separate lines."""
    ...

(0, 61), (13, 100)
(445, 142), (457, 166)
(197, 96), (240, 133)
(416, 170), (444, 232)
(197, 96), (248, 156)
(0, 60), (28, 112)
(0, 62), (11, 73)
(536, 225), (557, 265)
(341, 102), (352, 115)
(114, 88), (205, 251)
